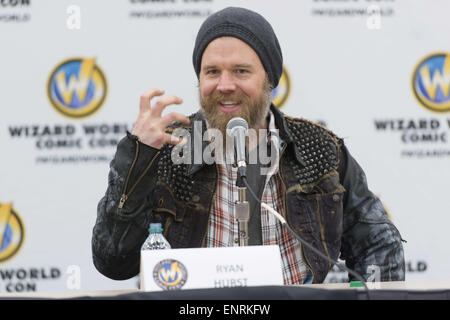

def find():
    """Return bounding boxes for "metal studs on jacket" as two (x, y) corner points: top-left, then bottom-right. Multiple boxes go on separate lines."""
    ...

(285, 118), (338, 185)
(156, 144), (194, 202)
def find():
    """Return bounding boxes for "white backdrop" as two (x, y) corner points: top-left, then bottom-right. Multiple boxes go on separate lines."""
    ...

(0, 0), (449, 292)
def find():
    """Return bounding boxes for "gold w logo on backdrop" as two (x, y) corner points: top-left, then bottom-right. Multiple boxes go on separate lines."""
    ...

(55, 58), (95, 105)
(419, 54), (450, 100)
(0, 202), (25, 263)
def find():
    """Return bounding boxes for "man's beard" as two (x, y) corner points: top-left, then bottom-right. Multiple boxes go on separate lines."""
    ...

(199, 78), (273, 136)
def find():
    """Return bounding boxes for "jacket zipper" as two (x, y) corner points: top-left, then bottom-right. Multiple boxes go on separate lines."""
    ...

(316, 197), (332, 272)
(301, 245), (315, 283)
(118, 140), (160, 209)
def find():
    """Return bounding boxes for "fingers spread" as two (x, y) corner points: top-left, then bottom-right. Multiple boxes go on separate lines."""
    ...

(150, 95), (183, 117)
(139, 88), (165, 113)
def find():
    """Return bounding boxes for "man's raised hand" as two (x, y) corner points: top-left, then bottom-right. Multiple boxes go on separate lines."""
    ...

(131, 88), (190, 149)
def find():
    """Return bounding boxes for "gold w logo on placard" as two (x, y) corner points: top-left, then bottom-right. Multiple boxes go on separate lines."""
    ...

(159, 262), (182, 285)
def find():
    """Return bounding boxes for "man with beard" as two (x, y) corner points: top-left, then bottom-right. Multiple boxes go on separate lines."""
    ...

(92, 7), (405, 285)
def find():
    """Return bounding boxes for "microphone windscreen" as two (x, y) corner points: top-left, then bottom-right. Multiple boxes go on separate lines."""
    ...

(226, 117), (248, 134)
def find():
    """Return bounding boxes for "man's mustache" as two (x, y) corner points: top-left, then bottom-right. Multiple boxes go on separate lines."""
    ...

(203, 93), (250, 106)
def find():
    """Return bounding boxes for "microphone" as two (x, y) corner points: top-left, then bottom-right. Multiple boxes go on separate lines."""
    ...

(227, 117), (250, 246)
(226, 117), (248, 180)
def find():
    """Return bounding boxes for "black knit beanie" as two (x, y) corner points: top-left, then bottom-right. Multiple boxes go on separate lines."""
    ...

(193, 7), (283, 88)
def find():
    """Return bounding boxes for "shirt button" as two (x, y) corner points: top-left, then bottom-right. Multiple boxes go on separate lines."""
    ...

(234, 238), (239, 244)
(192, 195), (200, 202)
(332, 194), (340, 202)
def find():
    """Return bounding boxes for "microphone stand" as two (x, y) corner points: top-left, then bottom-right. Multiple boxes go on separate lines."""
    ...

(235, 166), (249, 246)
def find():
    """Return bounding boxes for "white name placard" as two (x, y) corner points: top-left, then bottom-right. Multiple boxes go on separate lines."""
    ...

(140, 245), (283, 291)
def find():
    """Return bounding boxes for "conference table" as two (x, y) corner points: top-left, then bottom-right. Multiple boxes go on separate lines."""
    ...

(0, 280), (449, 300)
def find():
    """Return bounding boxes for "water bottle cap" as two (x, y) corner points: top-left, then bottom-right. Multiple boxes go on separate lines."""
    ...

(149, 223), (163, 232)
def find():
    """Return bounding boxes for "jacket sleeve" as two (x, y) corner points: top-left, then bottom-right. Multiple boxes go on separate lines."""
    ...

(338, 142), (405, 282)
(91, 132), (161, 280)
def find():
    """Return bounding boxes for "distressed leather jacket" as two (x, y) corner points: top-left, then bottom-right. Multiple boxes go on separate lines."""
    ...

(92, 105), (405, 284)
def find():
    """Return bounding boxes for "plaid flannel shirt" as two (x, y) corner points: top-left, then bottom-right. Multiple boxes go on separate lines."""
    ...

(204, 111), (312, 285)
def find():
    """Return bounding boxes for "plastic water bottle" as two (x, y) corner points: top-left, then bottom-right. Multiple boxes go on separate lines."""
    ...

(141, 222), (171, 250)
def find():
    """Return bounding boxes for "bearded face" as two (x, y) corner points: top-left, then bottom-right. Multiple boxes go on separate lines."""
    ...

(198, 36), (274, 148)
(199, 76), (272, 135)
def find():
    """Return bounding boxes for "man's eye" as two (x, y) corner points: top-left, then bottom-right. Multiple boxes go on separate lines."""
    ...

(236, 69), (248, 74)
(206, 69), (218, 75)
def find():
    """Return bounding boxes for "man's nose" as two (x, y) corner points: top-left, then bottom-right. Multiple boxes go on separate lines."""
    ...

(217, 72), (236, 93)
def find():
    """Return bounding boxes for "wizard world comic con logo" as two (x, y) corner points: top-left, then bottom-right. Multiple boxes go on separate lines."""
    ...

(412, 53), (450, 113)
(0, 203), (25, 263)
(47, 57), (108, 118)
(153, 259), (188, 290)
